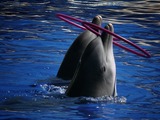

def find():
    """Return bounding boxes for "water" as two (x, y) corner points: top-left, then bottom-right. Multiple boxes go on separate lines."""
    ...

(0, 0), (160, 119)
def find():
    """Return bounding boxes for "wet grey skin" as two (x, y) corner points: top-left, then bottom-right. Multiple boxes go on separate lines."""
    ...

(57, 15), (102, 80)
(66, 23), (117, 97)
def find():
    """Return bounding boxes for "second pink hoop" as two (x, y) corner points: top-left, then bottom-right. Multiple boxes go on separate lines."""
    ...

(82, 22), (151, 58)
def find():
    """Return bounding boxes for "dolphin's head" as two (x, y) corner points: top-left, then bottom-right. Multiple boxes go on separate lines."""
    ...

(65, 22), (117, 97)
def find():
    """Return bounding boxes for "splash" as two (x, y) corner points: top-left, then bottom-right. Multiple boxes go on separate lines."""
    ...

(40, 84), (66, 95)
(77, 96), (127, 104)
(40, 84), (127, 104)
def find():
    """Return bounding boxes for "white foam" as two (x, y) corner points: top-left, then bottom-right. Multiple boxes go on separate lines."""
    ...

(77, 96), (127, 104)
(40, 84), (66, 95)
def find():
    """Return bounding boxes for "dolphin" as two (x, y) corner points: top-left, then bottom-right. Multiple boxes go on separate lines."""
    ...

(66, 23), (117, 97)
(57, 15), (102, 80)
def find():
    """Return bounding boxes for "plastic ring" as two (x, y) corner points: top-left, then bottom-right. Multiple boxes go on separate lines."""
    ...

(82, 21), (151, 58)
(56, 13), (151, 58)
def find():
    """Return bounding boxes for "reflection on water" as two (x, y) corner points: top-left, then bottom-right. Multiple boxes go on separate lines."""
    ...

(0, 0), (160, 119)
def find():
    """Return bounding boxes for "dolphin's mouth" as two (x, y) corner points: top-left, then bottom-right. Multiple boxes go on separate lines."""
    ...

(104, 23), (114, 43)
(106, 23), (113, 32)
(92, 15), (102, 27)
(92, 15), (102, 33)
(97, 15), (102, 22)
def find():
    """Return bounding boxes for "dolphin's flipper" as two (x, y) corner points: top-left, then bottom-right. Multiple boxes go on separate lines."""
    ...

(57, 15), (102, 80)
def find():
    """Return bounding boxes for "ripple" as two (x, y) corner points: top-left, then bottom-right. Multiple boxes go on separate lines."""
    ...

(40, 84), (127, 104)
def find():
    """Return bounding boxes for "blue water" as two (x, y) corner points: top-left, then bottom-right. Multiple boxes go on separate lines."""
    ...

(0, 0), (160, 119)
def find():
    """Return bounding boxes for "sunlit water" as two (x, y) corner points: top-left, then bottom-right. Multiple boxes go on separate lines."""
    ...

(0, 0), (160, 119)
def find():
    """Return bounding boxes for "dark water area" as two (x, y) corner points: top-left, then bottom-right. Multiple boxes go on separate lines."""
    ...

(0, 0), (160, 119)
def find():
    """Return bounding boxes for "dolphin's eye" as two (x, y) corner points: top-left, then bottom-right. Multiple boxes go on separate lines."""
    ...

(103, 66), (106, 72)
(100, 66), (106, 73)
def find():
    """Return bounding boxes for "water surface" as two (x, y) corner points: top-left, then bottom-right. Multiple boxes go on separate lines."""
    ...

(0, 0), (160, 119)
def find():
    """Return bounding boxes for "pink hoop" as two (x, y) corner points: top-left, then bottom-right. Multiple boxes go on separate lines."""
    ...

(56, 13), (151, 58)
(82, 22), (151, 58)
